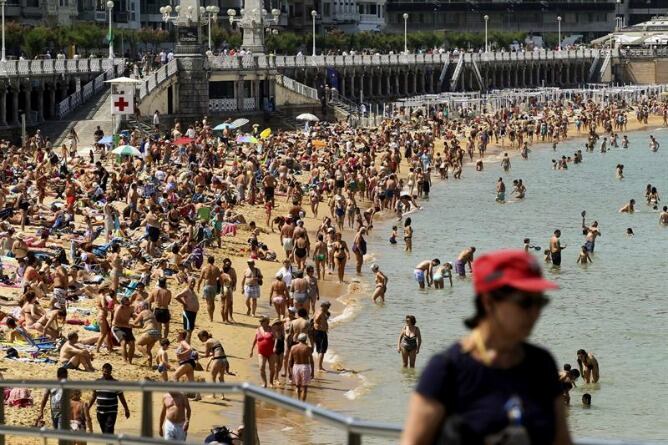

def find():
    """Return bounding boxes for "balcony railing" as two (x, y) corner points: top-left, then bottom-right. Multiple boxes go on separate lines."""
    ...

(208, 49), (606, 72)
(0, 379), (660, 445)
(0, 57), (122, 77)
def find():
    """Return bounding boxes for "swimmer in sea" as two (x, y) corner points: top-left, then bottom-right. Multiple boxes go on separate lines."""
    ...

(582, 393), (592, 407)
(619, 199), (635, 213)
(501, 153), (511, 171)
(432, 262), (453, 288)
(454, 247), (476, 277)
(496, 177), (506, 203)
(523, 238), (540, 252)
(622, 135), (629, 149)
(577, 349), (600, 383)
(649, 135), (660, 152)
(660, 206), (668, 224)
(513, 179), (526, 199)
(576, 246), (592, 265)
(389, 226), (398, 245)
(549, 230), (565, 266)
(403, 218), (413, 253)
(371, 264), (388, 303)
(581, 216), (601, 253)
(414, 259), (440, 289)
(626, 227), (634, 237)
(616, 164), (624, 180)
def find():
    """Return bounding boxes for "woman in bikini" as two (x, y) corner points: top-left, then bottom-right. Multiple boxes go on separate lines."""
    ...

(271, 319), (285, 385)
(95, 288), (117, 354)
(403, 218), (413, 253)
(21, 291), (45, 332)
(333, 232), (350, 284)
(398, 315), (422, 368)
(312, 234), (328, 280)
(198, 330), (232, 396)
(173, 330), (201, 399)
(132, 302), (161, 368)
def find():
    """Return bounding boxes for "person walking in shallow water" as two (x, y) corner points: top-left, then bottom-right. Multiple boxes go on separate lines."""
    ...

(398, 315), (422, 368)
(403, 218), (413, 252)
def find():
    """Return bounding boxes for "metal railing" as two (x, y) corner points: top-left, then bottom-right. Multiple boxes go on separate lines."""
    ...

(0, 379), (401, 445)
(137, 59), (178, 101)
(57, 61), (122, 120)
(207, 49), (614, 72)
(0, 57), (123, 77)
(0, 379), (663, 445)
(275, 74), (320, 101)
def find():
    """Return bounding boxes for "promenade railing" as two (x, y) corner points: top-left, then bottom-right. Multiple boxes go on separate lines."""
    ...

(0, 58), (122, 77)
(207, 49), (607, 72)
(0, 379), (662, 445)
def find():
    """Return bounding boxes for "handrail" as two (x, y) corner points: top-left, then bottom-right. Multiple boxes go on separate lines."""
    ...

(0, 379), (662, 445)
(57, 62), (120, 119)
(275, 74), (319, 101)
(0, 379), (399, 445)
(137, 59), (178, 102)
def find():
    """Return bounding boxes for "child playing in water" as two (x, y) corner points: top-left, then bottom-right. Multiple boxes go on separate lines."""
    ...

(576, 246), (592, 264)
(582, 393), (592, 407)
(544, 249), (552, 264)
(156, 338), (172, 381)
(389, 226), (397, 245)
(432, 263), (453, 288)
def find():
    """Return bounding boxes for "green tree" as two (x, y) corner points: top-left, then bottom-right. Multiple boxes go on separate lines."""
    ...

(5, 22), (23, 55)
(21, 26), (55, 57)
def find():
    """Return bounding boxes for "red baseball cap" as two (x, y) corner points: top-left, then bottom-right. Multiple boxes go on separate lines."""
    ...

(473, 250), (558, 294)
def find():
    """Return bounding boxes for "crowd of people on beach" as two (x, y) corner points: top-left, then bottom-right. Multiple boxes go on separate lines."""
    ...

(0, 83), (665, 442)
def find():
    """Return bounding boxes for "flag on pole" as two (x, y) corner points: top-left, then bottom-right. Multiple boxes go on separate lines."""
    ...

(106, 29), (113, 44)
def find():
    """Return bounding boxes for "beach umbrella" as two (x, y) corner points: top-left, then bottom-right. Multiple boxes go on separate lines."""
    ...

(174, 137), (193, 145)
(213, 123), (232, 131)
(230, 118), (250, 129)
(260, 128), (272, 139)
(111, 145), (142, 157)
(236, 135), (259, 144)
(97, 135), (113, 145)
(296, 113), (319, 122)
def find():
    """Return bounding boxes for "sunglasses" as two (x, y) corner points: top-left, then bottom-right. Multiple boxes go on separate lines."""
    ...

(507, 293), (550, 311)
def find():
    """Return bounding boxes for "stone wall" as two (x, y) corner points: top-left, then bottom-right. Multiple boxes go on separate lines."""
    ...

(275, 83), (320, 107)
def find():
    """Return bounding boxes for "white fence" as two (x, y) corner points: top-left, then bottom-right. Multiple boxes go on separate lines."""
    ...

(57, 61), (124, 120)
(0, 57), (120, 77)
(137, 59), (178, 101)
(275, 74), (319, 101)
(208, 49), (607, 71)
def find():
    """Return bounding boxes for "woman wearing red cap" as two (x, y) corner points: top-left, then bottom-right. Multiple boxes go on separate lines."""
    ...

(401, 250), (571, 445)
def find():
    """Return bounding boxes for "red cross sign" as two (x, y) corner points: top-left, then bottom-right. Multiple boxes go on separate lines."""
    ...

(111, 94), (134, 115)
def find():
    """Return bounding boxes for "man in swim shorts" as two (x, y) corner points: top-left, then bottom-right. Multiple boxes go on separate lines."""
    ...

(288, 333), (314, 401)
(455, 247), (476, 277)
(582, 220), (601, 253)
(197, 256), (220, 322)
(159, 391), (191, 441)
(414, 259), (440, 289)
(550, 230), (566, 266)
(496, 177), (506, 203)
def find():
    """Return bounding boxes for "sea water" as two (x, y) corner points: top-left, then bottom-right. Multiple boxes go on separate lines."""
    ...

(327, 128), (668, 443)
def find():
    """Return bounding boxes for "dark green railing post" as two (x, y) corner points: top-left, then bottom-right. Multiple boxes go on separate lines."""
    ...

(0, 384), (5, 445)
(242, 394), (257, 445)
(59, 388), (70, 445)
(140, 385), (153, 438)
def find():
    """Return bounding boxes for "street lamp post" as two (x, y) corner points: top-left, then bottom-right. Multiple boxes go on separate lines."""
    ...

(311, 10), (317, 56)
(202, 5), (220, 51)
(403, 13), (408, 54)
(107, 0), (114, 59)
(557, 15), (562, 51)
(484, 15), (489, 52)
(0, 0), (6, 62)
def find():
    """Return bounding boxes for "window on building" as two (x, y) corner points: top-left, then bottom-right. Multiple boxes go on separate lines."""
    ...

(27, 0), (40, 7)
(358, 4), (363, 13)
(209, 81), (235, 99)
(323, 2), (330, 15)
(368, 4), (376, 14)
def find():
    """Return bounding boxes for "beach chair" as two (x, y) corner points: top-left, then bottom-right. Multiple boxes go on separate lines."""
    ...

(16, 329), (57, 352)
